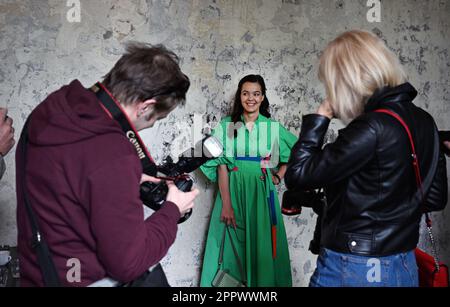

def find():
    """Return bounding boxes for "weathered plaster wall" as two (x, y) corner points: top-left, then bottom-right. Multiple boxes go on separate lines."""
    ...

(0, 0), (449, 287)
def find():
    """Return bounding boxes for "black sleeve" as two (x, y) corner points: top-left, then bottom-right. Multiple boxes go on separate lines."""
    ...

(423, 149), (448, 212)
(285, 114), (377, 190)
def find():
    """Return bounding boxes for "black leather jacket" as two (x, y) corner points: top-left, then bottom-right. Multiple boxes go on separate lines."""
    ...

(285, 83), (448, 257)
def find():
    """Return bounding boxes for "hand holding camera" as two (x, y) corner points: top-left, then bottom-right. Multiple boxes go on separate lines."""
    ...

(166, 181), (199, 216)
(140, 175), (198, 216)
(140, 135), (223, 223)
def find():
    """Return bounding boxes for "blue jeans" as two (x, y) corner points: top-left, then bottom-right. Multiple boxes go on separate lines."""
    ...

(309, 248), (419, 287)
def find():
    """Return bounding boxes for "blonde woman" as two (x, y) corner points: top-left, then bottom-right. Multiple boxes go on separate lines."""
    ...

(285, 30), (447, 287)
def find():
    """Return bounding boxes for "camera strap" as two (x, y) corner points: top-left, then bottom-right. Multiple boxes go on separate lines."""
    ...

(90, 82), (157, 176)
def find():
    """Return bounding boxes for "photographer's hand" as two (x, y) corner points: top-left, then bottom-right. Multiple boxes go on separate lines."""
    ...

(166, 180), (199, 216)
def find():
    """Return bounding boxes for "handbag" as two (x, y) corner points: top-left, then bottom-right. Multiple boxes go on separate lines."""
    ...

(212, 226), (247, 287)
(415, 247), (449, 287)
(375, 109), (449, 288)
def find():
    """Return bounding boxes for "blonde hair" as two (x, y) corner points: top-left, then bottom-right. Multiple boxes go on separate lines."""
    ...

(318, 30), (406, 122)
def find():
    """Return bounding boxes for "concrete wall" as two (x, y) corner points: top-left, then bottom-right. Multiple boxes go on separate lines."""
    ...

(0, 0), (449, 286)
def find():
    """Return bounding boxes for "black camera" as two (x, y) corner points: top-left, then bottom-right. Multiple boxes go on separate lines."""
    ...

(140, 135), (223, 224)
(281, 189), (326, 255)
(281, 190), (324, 216)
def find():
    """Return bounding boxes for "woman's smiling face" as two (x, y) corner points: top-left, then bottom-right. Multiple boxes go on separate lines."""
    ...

(240, 82), (264, 115)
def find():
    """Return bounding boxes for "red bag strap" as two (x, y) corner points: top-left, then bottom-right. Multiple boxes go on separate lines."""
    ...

(375, 109), (440, 270)
(375, 110), (424, 199)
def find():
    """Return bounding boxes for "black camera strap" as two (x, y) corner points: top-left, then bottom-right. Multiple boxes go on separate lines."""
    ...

(20, 118), (62, 287)
(91, 82), (157, 176)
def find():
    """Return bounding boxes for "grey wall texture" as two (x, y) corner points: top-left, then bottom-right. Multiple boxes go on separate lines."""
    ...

(0, 0), (449, 287)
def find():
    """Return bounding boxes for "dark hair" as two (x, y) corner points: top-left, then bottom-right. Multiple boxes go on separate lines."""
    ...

(229, 74), (271, 138)
(103, 42), (190, 112)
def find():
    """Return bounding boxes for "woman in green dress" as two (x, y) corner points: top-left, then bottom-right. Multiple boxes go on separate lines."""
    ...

(200, 75), (297, 287)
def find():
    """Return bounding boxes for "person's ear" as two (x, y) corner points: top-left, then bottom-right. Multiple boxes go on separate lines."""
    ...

(137, 99), (157, 117)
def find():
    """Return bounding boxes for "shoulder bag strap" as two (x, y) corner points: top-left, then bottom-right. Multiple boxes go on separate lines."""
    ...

(20, 119), (61, 287)
(375, 109), (441, 271)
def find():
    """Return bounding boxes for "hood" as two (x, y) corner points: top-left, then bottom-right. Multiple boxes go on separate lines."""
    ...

(28, 80), (123, 146)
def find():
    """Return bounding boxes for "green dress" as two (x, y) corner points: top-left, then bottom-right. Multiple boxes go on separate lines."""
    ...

(200, 115), (297, 287)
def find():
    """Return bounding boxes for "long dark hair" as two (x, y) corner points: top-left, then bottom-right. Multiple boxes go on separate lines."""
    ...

(229, 75), (271, 138)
